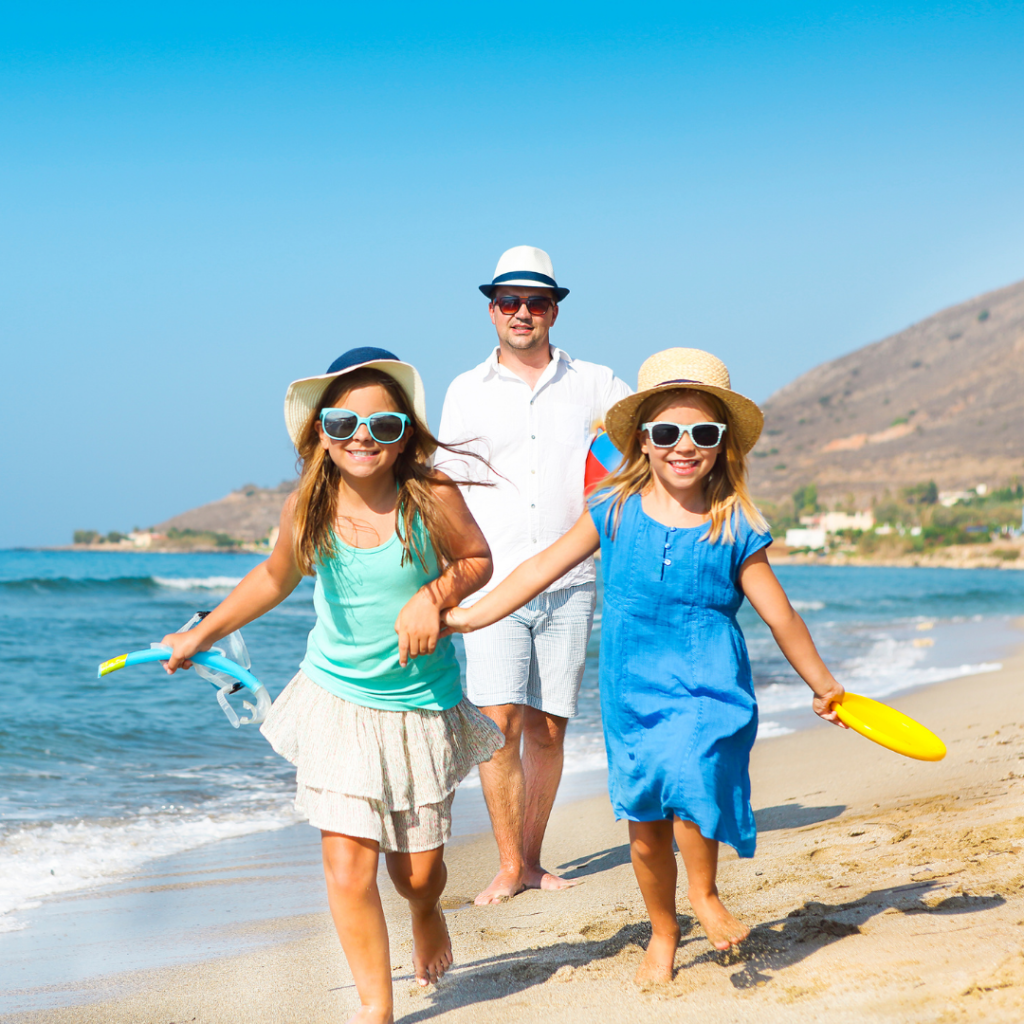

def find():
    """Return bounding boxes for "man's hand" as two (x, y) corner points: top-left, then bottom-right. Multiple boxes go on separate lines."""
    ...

(395, 589), (443, 667)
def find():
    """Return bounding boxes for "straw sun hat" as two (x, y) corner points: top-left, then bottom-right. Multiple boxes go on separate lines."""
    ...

(605, 348), (764, 454)
(283, 347), (430, 448)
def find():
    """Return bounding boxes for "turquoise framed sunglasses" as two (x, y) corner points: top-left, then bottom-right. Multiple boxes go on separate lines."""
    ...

(320, 408), (411, 444)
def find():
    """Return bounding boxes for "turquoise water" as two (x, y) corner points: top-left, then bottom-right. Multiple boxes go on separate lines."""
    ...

(1, 549), (1022, 935)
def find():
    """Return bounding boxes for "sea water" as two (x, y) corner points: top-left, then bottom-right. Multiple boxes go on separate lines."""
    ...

(1, 549), (1022, 935)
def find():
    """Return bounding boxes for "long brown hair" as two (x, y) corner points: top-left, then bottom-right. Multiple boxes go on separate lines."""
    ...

(594, 387), (768, 544)
(291, 368), (486, 575)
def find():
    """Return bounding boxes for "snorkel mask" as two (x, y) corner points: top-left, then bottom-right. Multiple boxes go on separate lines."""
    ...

(97, 612), (272, 728)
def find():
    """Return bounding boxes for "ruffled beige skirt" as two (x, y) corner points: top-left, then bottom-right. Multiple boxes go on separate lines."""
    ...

(261, 670), (504, 852)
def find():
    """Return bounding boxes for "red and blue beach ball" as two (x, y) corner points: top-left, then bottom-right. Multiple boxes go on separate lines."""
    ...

(584, 431), (623, 494)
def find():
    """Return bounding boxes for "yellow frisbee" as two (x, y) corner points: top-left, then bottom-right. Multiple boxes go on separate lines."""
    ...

(831, 692), (946, 761)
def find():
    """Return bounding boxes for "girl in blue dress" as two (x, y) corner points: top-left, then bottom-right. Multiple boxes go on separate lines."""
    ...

(445, 348), (847, 984)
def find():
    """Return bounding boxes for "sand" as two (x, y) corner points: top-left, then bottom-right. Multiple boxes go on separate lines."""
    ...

(5, 651), (1023, 1023)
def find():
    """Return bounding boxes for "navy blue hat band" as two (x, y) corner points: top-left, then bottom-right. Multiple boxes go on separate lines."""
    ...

(326, 347), (400, 375)
(491, 270), (558, 288)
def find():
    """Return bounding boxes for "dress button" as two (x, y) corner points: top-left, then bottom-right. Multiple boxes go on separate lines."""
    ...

(669, 527), (677, 532)
(663, 559), (672, 566)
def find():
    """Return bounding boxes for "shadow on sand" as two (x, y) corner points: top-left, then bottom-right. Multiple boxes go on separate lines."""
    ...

(686, 882), (1006, 990)
(557, 844), (632, 879)
(397, 881), (1003, 1020)
(754, 803), (846, 831)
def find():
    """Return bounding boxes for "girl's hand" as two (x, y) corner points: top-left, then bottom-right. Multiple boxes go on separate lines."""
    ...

(159, 631), (209, 674)
(441, 606), (474, 634)
(812, 682), (849, 728)
(395, 590), (442, 668)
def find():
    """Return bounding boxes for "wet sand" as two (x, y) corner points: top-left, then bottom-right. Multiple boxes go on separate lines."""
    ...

(4, 651), (1023, 1023)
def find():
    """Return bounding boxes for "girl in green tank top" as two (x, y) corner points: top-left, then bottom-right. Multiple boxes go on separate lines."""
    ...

(159, 349), (502, 1020)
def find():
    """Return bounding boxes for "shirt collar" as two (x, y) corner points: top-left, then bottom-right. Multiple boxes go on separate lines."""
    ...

(480, 345), (573, 381)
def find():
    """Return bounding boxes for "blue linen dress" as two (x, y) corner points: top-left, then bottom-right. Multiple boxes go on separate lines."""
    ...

(590, 492), (772, 858)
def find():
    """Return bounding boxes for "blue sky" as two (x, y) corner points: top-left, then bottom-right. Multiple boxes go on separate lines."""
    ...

(2, 2), (1023, 547)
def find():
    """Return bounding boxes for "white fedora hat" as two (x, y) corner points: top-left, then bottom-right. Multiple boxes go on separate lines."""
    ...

(479, 245), (569, 302)
(283, 346), (431, 449)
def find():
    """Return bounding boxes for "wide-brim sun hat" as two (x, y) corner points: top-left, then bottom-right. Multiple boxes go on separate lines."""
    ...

(283, 346), (431, 451)
(605, 348), (764, 454)
(479, 245), (569, 302)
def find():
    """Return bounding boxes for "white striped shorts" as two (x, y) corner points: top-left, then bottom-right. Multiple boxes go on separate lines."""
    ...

(463, 582), (596, 718)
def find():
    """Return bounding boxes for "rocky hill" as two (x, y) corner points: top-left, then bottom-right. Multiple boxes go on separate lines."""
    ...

(153, 481), (296, 542)
(749, 277), (1024, 507)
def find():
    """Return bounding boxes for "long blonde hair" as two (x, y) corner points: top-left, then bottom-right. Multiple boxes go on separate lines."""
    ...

(291, 368), (485, 575)
(594, 387), (768, 544)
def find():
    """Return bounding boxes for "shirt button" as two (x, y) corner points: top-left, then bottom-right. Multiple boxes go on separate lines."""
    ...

(531, 469), (536, 474)
(531, 435), (536, 439)
(531, 503), (536, 509)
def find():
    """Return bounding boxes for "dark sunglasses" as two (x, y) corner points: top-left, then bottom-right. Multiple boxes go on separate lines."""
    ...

(642, 421), (727, 449)
(320, 408), (410, 444)
(493, 294), (554, 317)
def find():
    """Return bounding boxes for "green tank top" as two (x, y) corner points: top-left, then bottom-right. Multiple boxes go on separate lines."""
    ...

(299, 514), (463, 711)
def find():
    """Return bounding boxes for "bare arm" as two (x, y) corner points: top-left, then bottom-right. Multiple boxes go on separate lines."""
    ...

(159, 495), (305, 672)
(395, 472), (493, 666)
(738, 549), (847, 727)
(443, 510), (601, 634)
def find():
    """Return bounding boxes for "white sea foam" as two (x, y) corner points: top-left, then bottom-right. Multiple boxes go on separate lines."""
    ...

(757, 627), (1002, 715)
(757, 720), (796, 739)
(154, 576), (244, 591)
(791, 600), (826, 611)
(0, 799), (301, 933)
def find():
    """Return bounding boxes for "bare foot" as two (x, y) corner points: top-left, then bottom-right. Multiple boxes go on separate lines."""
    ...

(347, 1005), (393, 1024)
(523, 865), (578, 891)
(689, 891), (749, 950)
(474, 867), (524, 905)
(634, 928), (679, 985)
(411, 902), (453, 987)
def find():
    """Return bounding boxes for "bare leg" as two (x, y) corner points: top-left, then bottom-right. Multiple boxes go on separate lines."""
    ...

(521, 707), (575, 891)
(628, 820), (680, 984)
(321, 832), (394, 1024)
(474, 704), (526, 905)
(674, 817), (749, 950)
(385, 846), (452, 986)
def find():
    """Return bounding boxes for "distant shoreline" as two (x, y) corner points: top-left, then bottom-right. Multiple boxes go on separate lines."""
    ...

(13, 544), (1024, 570)
(23, 545), (269, 555)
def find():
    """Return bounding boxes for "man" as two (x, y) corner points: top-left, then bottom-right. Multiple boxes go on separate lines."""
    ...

(437, 246), (631, 905)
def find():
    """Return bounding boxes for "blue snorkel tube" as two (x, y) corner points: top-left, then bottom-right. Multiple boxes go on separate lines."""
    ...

(98, 622), (272, 728)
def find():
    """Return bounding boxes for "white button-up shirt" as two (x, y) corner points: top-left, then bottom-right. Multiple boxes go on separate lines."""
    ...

(437, 346), (632, 597)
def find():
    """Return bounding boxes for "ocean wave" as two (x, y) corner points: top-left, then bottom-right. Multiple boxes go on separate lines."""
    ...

(153, 576), (244, 591)
(0, 574), (248, 595)
(791, 600), (825, 611)
(0, 800), (302, 933)
(756, 639), (1002, 715)
(757, 720), (796, 739)
(0, 575), (160, 594)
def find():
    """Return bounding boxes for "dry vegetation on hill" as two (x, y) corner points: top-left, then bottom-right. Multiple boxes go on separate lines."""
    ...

(749, 278), (1024, 509)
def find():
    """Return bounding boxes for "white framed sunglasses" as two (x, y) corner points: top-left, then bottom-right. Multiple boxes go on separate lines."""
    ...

(642, 421), (727, 449)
